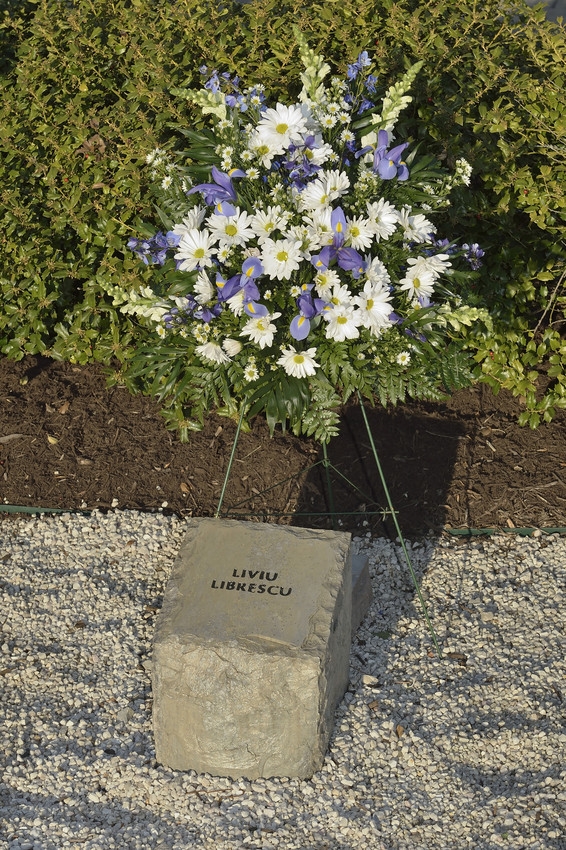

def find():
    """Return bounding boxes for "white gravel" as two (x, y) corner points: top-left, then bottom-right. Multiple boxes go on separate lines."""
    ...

(1, 510), (565, 850)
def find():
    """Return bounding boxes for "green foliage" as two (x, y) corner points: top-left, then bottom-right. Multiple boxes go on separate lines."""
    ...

(0, 0), (564, 434)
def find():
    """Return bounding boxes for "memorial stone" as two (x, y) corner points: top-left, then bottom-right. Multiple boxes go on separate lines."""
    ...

(152, 518), (352, 779)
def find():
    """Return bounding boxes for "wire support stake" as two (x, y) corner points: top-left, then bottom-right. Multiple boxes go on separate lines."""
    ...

(322, 441), (337, 530)
(357, 392), (443, 659)
(215, 401), (247, 519)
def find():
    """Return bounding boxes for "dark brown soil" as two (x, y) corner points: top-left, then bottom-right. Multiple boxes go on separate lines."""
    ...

(1, 355), (565, 535)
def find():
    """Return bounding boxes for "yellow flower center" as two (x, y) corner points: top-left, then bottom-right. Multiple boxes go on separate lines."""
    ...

(276, 250), (289, 263)
(413, 277), (421, 289)
(293, 354), (305, 365)
(194, 248), (205, 258)
(276, 122), (289, 135)
(367, 298), (374, 309)
(337, 315), (348, 325)
(225, 224), (238, 237)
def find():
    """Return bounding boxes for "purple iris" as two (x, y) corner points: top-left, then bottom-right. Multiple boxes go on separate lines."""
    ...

(127, 231), (179, 266)
(215, 259), (268, 317)
(187, 166), (245, 207)
(346, 50), (372, 81)
(372, 130), (409, 181)
(463, 243), (485, 270)
(309, 209), (365, 279)
(290, 286), (327, 341)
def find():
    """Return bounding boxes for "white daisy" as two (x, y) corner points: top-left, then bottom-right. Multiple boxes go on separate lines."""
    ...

(303, 138), (333, 166)
(302, 208), (334, 248)
(226, 290), (245, 316)
(222, 338), (242, 357)
(193, 270), (215, 304)
(407, 253), (452, 277)
(346, 216), (374, 251)
(261, 238), (303, 280)
(398, 266), (437, 300)
(297, 169), (350, 211)
(353, 282), (394, 334)
(277, 346), (320, 379)
(175, 229), (217, 272)
(195, 342), (230, 364)
(324, 305), (361, 342)
(256, 103), (308, 146)
(247, 128), (285, 168)
(240, 312), (281, 349)
(250, 206), (288, 242)
(314, 269), (342, 299)
(364, 256), (391, 287)
(396, 351), (411, 366)
(172, 206), (207, 237)
(398, 207), (436, 243)
(327, 282), (353, 309)
(206, 208), (254, 248)
(366, 199), (400, 242)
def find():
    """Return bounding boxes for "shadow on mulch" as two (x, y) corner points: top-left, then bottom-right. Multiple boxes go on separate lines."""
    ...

(1, 355), (565, 535)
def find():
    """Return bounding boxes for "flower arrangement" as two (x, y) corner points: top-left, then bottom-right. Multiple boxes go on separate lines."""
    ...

(112, 31), (488, 442)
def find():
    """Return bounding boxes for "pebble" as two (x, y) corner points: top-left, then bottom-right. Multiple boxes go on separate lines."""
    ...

(1, 513), (565, 849)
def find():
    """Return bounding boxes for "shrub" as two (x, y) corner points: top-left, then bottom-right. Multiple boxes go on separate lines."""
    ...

(0, 0), (564, 427)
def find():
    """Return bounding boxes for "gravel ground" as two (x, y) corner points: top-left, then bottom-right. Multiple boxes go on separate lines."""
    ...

(1, 511), (565, 850)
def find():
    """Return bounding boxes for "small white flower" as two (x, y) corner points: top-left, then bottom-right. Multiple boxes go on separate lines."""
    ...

(240, 312), (281, 349)
(277, 346), (320, 379)
(243, 361), (260, 381)
(196, 342), (231, 364)
(161, 175), (172, 190)
(320, 114), (337, 129)
(396, 351), (411, 366)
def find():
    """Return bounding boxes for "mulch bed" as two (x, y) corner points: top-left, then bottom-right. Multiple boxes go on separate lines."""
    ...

(1, 355), (565, 536)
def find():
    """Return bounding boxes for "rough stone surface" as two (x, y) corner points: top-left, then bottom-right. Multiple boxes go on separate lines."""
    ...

(152, 518), (352, 779)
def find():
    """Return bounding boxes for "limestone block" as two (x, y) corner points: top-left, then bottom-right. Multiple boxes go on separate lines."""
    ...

(152, 518), (352, 779)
